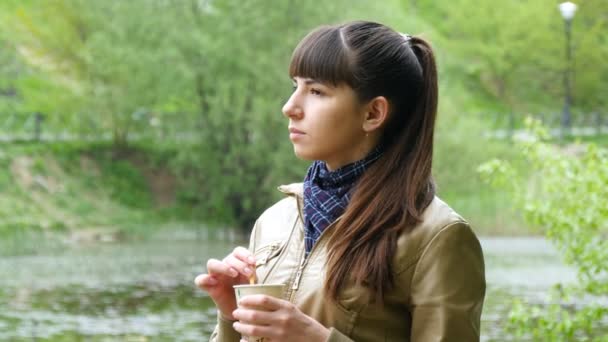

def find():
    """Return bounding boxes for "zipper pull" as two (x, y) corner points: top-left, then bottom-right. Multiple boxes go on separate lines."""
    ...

(292, 259), (307, 290)
(292, 268), (303, 290)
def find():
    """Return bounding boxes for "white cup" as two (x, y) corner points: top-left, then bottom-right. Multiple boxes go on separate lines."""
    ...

(233, 284), (286, 342)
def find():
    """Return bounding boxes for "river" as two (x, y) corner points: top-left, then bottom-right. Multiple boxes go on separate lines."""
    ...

(0, 231), (586, 341)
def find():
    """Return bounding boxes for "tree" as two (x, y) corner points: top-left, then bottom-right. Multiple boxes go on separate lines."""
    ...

(412, 0), (608, 115)
(159, 0), (360, 230)
(479, 119), (608, 340)
(6, 0), (475, 233)
(6, 0), (177, 144)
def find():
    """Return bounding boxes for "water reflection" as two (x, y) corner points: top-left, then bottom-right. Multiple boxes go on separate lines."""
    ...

(0, 233), (597, 341)
(2, 284), (217, 341)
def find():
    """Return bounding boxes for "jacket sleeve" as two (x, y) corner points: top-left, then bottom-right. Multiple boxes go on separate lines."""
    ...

(209, 315), (241, 342)
(409, 222), (486, 341)
(325, 327), (355, 341)
(208, 220), (261, 342)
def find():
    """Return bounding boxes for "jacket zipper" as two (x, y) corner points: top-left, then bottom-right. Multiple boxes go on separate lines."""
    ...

(291, 196), (308, 293)
(291, 257), (307, 290)
(289, 216), (343, 297)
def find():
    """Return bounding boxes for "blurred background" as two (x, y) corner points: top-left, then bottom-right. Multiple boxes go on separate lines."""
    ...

(0, 0), (606, 341)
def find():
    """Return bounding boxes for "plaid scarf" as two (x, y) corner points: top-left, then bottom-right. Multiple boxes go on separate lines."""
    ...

(302, 146), (384, 256)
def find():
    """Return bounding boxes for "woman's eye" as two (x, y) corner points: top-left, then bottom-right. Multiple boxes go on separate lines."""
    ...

(310, 88), (323, 96)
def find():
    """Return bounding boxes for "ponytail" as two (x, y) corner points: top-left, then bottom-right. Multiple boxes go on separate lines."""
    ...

(324, 34), (439, 303)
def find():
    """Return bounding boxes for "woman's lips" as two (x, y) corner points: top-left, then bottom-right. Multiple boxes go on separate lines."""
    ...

(289, 127), (305, 134)
(288, 127), (305, 140)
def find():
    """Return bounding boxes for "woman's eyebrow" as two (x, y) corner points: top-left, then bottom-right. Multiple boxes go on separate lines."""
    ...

(292, 77), (323, 85)
(303, 78), (322, 85)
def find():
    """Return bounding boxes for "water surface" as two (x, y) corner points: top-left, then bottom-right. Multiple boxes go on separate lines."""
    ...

(0, 233), (589, 341)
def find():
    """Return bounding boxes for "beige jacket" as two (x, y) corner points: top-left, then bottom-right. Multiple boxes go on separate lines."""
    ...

(210, 183), (486, 341)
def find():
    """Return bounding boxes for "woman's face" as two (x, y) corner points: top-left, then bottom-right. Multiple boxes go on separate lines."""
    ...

(282, 77), (370, 170)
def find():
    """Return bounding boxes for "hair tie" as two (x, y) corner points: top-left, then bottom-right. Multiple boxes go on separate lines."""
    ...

(400, 33), (412, 43)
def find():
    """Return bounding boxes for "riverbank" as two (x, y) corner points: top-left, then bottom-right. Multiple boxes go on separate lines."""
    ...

(0, 140), (531, 240)
(0, 141), (190, 258)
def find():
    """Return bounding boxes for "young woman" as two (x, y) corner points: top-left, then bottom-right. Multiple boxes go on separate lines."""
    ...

(195, 21), (486, 342)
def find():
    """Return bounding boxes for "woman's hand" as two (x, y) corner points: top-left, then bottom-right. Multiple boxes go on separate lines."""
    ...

(194, 246), (256, 321)
(232, 294), (330, 342)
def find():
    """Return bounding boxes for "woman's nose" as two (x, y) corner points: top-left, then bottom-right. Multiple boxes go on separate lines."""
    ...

(282, 93), (303, 119)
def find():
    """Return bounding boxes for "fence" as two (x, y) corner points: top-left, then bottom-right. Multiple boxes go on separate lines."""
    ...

(0, 112), (200, 143)
(479, 111), (607, 139)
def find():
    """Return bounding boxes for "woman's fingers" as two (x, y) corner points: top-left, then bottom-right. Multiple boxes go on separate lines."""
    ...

(197, 247), (255, 290)
(194, 273), (218, 289)
(238, 295), (286, 311)
(232, 307), (275, 325)
(232, 246), (256, 265)
(222, 247), (256, 278)
(233, 321), (277, 340)
(224, 255), (253, 278)
(207, 258), (239, 278)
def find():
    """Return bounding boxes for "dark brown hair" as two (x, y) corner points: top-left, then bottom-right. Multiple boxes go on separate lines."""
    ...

(289, 21), (438, 302)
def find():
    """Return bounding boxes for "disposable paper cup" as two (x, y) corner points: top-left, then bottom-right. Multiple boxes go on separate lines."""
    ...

(233, 284), (286, 342)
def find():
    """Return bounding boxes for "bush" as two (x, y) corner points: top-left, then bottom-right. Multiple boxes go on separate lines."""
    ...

(478, 118), (608, 340)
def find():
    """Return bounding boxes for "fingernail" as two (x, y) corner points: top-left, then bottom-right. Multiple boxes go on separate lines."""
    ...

(248, 256), (255, 263)
(207, 277), (218, 285)
(243, 267), (252, 275)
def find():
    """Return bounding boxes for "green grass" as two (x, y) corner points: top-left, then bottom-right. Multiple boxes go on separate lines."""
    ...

(0, 141), (191, 249)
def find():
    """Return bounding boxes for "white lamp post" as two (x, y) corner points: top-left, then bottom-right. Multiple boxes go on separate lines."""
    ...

(558, 2), (577, 137)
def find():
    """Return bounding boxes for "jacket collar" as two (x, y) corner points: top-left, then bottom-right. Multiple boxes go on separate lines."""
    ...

(277, 183), (304, 199)
(277, 182), (356, 237)
(278, 183), (305, 229)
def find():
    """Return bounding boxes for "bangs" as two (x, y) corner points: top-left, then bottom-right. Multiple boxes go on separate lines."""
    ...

(289, 26), (355, 87)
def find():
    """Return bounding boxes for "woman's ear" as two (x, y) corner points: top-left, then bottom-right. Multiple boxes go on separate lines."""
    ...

(362, 96), (389, 133)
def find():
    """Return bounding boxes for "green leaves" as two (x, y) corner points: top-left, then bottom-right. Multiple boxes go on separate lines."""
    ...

(414, 0), (608, 113)
(480, 118), (608, 339)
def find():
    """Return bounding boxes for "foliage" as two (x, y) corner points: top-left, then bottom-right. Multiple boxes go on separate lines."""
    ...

(2, 0), (602, 235)
(1, 0), (413, 231)
(0, 142), (174, 250)
(0, 32), (23, 113)
(478, 118), (608, 340)
(3, 0), (181, 144)
(412, 0), (608, 115)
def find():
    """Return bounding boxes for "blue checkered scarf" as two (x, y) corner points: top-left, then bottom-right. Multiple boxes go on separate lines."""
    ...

(303, 146), (384, 256)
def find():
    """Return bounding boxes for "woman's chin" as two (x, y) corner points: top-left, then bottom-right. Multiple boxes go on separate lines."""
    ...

(292, 147), (317, 161)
